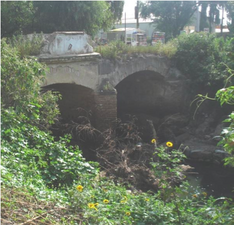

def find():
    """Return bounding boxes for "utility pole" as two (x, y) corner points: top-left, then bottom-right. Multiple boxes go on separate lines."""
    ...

(125, 12), (126, 44)
(135, 1), (139, 29)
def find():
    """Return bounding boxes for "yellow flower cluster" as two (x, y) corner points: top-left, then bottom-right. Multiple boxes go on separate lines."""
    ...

(78, 186), (133, 215)
(76, 185), (83, 192)
(151, 139), (157, 144)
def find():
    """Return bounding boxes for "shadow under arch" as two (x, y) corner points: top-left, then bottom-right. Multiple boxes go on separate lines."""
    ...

(42, 83), (95, 124)
(115, 70), (186, 143)
(116, 70), (167, 118)
(42, 83), (101, 161)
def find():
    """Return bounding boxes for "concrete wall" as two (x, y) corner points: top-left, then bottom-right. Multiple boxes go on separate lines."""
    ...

(41, 32), (93, 55)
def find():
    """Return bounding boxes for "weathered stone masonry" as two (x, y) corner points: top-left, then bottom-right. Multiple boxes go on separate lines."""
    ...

(94, 92), (117, 131)
(38, 32), (189, 131)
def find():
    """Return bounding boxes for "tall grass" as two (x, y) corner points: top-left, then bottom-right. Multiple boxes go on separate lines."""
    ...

(8, 32), (44, 58)
(95, 40), (177, 59)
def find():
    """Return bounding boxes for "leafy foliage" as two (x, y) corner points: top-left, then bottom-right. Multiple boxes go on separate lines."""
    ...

(1, 107), (98, 188)
(140, 1), (198, 41)
(172, 33), (234, 90)
(108, 1), (125, 22)
(1, 1), (124, 38)
(219, 112), (234, 166)
(67, 148), (234, 225)
(216, 68), (234, 166)
(1, 39), (59, 129)
(1, 1), (35, 37)
(150, 145), (186, 191)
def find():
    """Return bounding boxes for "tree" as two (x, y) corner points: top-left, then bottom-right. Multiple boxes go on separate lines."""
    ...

(108, 1), (124, 22)
(140, 1), (198, 41)
(1, 1), (35, 37)
(1, 1), (124, 38)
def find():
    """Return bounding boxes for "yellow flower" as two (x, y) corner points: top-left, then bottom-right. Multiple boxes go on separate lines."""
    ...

(88, 203), (98, 210)
(166, 141), (173, 148)
(76, 185), (83, 192)
(192, 194), (198, 198)
(125, 212), (131, 216)
(202, 192), (207, 197)
(103, 199), (109, 204)
(145, 198), (150, 201)
(120, 196), (128, 203)
(151, 139), (156, 144)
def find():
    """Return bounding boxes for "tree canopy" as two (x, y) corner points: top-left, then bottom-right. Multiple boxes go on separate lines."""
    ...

(1, 1), (124, 37)
(1, 1), (35, 37)
(140, 1), (234, 40)
(140, 1), (198, 40)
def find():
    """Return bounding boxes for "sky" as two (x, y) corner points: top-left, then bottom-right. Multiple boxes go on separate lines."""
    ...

(123, 0), (137, 19)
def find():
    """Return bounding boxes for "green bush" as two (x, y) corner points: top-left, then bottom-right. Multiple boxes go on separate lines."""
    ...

(68, 174), (234, 224)
(1, 108), (98, 188)
(1, 39), (59, 129)
(173, 33), (234, 91)
(172, 33), (222, 85)
(215, 67), (234, 166)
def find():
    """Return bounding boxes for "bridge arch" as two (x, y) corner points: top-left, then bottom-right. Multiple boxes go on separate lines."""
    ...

(114, 68), (189, 142)
(41, 53), (188, 132)
(42, 83), (96, 124)
(116, 70), (166, 117)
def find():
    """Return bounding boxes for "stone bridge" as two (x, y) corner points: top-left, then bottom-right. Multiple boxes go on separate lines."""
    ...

(39, 32), (189, 132)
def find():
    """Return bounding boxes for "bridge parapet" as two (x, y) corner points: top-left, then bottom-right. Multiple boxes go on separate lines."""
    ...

(40, 31), (94, 56)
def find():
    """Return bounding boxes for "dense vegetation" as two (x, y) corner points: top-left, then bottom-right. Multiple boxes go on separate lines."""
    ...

(1, 1), (124, 37)
(1, 31), (234, 224)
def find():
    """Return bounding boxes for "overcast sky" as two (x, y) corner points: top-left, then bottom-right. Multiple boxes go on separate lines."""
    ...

(123, 0), (138, 19)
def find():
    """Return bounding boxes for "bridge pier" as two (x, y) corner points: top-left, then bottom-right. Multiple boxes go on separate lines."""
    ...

(94, 91), (117, 131)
